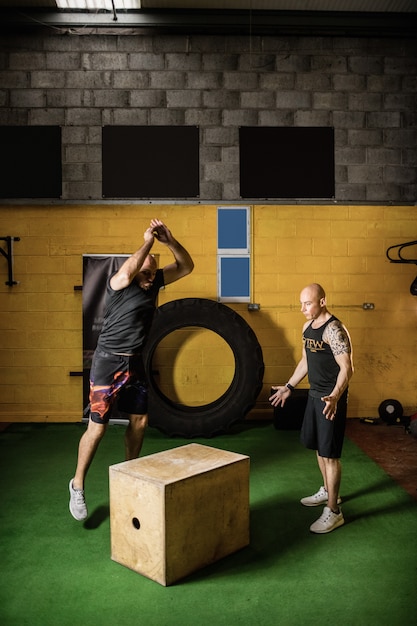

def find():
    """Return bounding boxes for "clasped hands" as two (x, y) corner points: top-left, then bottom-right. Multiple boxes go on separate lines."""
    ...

(145, 219), (172, 245)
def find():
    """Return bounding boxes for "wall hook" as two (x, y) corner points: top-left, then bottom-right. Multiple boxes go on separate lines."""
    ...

(386, 239), (417, 265)
(386, 239), (417, 297)
(0, 236), (20, 286)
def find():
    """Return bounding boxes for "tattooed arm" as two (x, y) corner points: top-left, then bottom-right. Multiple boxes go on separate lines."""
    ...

(321, 320), (354, 420)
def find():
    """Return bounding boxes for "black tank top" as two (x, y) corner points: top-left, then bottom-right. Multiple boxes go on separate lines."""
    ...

(303, 315), (341, 397)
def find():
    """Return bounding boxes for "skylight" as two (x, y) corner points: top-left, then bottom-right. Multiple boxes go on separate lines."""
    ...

(56, 1), (142, 9)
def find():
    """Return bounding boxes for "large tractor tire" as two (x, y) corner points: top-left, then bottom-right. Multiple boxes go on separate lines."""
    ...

(143, 298), (264, 437)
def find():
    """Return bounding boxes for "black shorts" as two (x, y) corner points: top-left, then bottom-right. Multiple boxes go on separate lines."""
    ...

(300, 389), (348, 459)
(89, 350), (148, 424)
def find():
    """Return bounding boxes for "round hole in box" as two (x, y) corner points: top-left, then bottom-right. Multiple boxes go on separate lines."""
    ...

(132, 517), (140, 530)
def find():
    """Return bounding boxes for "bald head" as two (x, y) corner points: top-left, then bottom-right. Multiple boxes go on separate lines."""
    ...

(136, 254), (158, 291)
(300, 283), (328, 322)
(301, 283), (326, 301)
(141, 254), (157, 273)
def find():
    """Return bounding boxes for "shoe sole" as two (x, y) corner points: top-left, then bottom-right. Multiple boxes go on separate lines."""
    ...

(301, 496), (342, 507)
(310, 517), (345, 534)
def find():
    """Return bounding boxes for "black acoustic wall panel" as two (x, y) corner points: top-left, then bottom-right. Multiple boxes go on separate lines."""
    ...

(239, 127), (335, 199)
(0, 126), (62, 199)
(102, 126), (199, 198)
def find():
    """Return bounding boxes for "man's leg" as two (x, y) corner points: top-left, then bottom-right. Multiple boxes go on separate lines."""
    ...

(125, 413), (148, 460)
(69, 418), (107, 520)
(309, 454), (344, 533)
(316, 392), (346, 512)
(316, 451), (327, 489)
(73, 418), (108, 490)
(318, 453), (341, 512)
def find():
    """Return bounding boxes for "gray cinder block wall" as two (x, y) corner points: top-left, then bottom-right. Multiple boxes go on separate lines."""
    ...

(0, 33), (416, 203)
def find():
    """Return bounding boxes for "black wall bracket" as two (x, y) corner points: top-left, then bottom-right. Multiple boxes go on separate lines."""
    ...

(0, 236), (20, 286)
(386, 240), (417, 296)
(386, 239), (417, 265)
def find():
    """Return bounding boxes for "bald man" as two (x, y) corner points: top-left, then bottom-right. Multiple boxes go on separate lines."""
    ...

(270, 283), (353, 534)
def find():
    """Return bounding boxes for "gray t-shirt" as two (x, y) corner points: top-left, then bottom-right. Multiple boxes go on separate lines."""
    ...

(96, 268), (164, 354)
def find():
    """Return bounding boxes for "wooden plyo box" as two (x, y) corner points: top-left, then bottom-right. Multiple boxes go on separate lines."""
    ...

(109, 443), (250, 586)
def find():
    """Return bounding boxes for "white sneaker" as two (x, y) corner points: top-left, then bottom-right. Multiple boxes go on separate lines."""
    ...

(300, 486), (342, 507)
(310, 506), (344, 534)
(69, 479), (88, 521)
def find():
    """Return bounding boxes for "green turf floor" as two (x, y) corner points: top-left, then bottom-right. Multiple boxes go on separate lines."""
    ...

(0, 422), (416, 626)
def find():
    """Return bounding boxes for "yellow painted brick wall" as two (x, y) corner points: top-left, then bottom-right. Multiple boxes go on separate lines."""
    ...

(0, 203), (416, 423)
